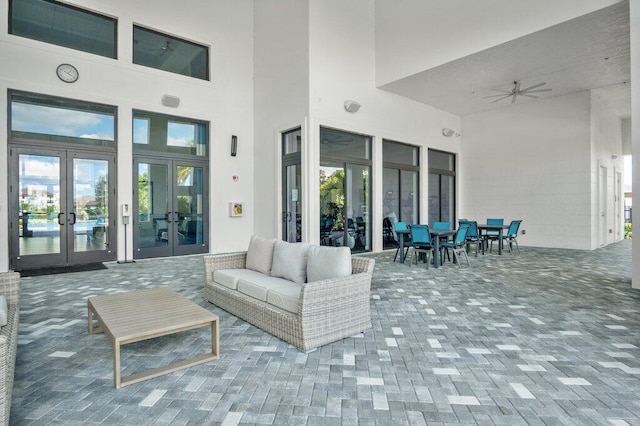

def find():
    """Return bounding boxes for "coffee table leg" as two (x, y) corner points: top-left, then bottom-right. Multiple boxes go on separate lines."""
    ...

(211, 319), (219, 357)
(87, 304), (93, 334)
(114, 340), (121, 388)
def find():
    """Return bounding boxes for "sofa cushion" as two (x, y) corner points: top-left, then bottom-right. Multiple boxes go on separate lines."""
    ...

(0, 296), (7, 327)
(237, 275), (296, 302)
(306, 245), (352, 282)
(213, 269), (269, 290)
(271, 241), (311, 284)
(267, 282), (302, 314)
(246, 235), (277, 275)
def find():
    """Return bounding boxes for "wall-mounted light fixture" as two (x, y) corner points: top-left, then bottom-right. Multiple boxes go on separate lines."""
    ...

(344, 100), (361, 113)
(161, 94), (180, 108)
(231, 135), (238, 156)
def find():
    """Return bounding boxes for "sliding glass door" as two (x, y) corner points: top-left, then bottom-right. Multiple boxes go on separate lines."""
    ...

(428, 149), (456, 226)
(319, 127), (372, 253)
(383, 141), (419, 248)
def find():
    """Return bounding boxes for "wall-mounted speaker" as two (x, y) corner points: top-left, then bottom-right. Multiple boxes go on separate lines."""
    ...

(161, 95), (180, 108)
(344, 100), (361, 113)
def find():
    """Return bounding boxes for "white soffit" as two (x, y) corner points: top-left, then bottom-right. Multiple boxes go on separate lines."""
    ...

(379, 1), (630, 117)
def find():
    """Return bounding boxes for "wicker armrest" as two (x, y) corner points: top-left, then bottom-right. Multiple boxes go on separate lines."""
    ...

(299, 272), (372, 324)
(203, 252), (247, 284)
(0, 273), (20, 306)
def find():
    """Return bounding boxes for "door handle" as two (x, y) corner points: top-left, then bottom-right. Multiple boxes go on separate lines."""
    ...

(69, 212), (76, 225)
(57, 213), (65, 226)
(166, 212), (172, 223)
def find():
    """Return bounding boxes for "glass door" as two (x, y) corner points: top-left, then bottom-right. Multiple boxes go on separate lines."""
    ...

(10, 147), (116, 270)
(345, 163), (370, 252)
(319, 161), (371, 252)
(282, 163), (302, 242)
(134, 158), (208, 259)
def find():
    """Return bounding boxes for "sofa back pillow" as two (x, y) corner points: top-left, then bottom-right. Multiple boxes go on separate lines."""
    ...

(246, 235), (277, 275)
(307, 245), (352, 282)
(271, 241), (311, 284)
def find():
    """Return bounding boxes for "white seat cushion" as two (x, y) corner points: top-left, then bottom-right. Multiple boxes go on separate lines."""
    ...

(306, 245), (352, 282)
(267, 282), (302, 314)
(237, 275), (295, 302)
(246, 235), (277, 275)
(271, 241), (311, 284)
(213, 269), (269, 290)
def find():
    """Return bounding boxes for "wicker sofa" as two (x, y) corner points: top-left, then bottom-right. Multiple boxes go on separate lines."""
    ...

(0, 272), (19, 426)
(203, 240), (375, 352)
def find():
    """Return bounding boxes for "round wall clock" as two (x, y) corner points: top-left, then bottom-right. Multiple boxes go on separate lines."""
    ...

(56, 63), (79, 83)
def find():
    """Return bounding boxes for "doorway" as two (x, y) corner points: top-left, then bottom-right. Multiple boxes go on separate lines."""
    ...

(9, 147), (116, 270)
(281, 128), (302, 243)
(133, 157), (208, 258)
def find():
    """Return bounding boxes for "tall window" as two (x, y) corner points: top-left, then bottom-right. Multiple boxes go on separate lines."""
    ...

(9, 0), (117, 58)
(10, 91), (116, 148)
(428, 149), (456, 227)
(383, 141), (419, 249)
(282, 128), (302, 243)
(319, 127), (371, 253)
(133, 26), (209, 80)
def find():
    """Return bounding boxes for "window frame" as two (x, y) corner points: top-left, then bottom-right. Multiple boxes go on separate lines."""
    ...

(132, 24), (210, 81)
(9, 0), (118, 59)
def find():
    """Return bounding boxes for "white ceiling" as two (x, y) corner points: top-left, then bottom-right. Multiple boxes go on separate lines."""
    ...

(379, 1), (630, 118)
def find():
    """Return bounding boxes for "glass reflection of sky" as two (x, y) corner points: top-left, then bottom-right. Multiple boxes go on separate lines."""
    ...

(12, 102), (114, 140)
(168, 122), (195, 147)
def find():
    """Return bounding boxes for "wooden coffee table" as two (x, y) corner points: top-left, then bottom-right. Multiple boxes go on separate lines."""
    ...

(88, 287), (219, 388)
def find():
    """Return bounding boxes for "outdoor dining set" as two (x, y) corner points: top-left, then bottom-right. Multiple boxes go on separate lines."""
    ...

(392, 218), (523, 268)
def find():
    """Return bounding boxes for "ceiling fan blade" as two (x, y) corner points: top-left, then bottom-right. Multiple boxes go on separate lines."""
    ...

(490, 89), (514, 94)
(520, 82), (546, 92)
(523, 88), (552, 94)
(511, 93), (517, 104)
(483, 93), (514, 98)
(520, 94), (539, 99)
(490, 95), (513, 103)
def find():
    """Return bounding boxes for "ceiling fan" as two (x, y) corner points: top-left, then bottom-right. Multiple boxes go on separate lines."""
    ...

(483, 80), (552, 104)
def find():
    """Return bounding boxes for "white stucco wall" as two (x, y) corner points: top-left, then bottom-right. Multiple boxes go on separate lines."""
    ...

(0, 0), (254, 270)
(308, 0), (461, 251)
(590, 90), (625, 245)
(461, 92), (593, 249)
(375, 0), (624, 86)
(253, 0), (310, 240)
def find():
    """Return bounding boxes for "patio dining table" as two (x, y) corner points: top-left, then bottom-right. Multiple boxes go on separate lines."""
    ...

(477, 224), (510, 255)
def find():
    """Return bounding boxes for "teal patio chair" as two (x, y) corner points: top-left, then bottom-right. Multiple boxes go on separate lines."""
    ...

(501, 220), (523, 254)
(407, 224), (433, 268)
(485, 218), (504, 252)
(441, 224), (470, 267)
(392, 221), (411, 262)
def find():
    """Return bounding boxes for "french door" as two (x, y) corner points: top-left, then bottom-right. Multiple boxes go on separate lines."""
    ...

(282, 162), (302, 243)
(319, 161), (371, 252)
(9, 146), (116, 270)
(133, 157), (208, 258)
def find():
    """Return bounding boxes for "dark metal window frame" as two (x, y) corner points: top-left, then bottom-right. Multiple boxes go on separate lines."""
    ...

(8, 90), (118, 151)
(383, 139), (420, 224)
(132, 109), (209, 159)
(132, 24), (210, 81)
(9, 0), (118, 59)
(428, 148), (456, 225)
